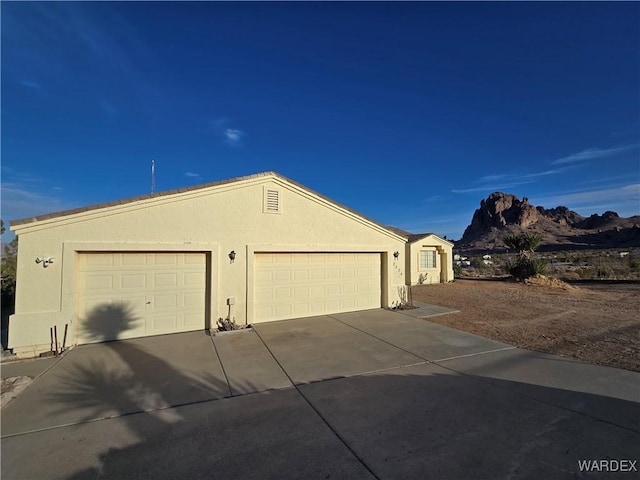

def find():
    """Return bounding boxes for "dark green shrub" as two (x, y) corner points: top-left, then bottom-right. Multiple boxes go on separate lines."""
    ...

(502, 232), (547, 280)
(1, 238), (17, 298)
(505, 258), (548, 280)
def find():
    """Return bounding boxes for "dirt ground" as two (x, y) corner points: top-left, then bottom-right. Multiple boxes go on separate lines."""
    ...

(411, 278), (640, 373)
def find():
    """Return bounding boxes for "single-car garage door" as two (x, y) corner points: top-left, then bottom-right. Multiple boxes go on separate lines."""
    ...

(254, 252), (381, 322)
(77, 252), (206, 343)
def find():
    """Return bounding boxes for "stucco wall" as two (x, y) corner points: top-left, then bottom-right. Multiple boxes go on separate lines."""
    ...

(406, 236), (454, 286)
(9, 175), (406, 356)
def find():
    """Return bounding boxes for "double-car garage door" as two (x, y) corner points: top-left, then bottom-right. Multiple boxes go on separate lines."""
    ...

(77, 251), (381, 343)
(253, 252), (381, 322)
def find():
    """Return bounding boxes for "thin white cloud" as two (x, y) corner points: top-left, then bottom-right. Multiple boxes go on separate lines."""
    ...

(532, 184), (640, 214)
(185, 172), (200, 178)
(20, 80), (41, 88)
(399, 212), (474, 240)
(465, 168), (569, 195)
(552, 144), (638, 165)
(478, 174), (507, 182)
(452, 181), (535, 194)
(209, 118), (246, 146)
(477, 167), (570, 185)
(583, 174), (638, 185)
(0, 168), (44, 185)
(1, 183), (76, 224)
(224, 128), (245, 146)
(522, 169), (564, 178)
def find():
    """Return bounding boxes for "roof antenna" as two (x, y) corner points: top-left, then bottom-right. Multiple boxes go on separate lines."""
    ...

(151, 159), (155, 194)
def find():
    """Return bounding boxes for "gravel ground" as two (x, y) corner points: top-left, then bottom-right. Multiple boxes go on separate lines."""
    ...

(411, 278), (640, 372)
(1, 376), (33, 408)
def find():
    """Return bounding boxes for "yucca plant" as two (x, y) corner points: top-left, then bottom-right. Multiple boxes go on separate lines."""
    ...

(503, 232), (546, 280)
(503, 232), (542, 260)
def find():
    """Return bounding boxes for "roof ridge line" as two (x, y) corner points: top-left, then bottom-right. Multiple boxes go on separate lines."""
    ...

(11, 171), (281, 227)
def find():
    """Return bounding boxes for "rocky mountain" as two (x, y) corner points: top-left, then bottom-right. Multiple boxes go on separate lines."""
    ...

(457, 192), (640, 252)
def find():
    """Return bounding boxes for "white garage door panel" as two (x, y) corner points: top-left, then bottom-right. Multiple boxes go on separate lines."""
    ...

(254, 253), (381, 323)
(78, 252), (206, 343)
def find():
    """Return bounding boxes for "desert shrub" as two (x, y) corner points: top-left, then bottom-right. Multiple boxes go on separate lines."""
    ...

(611, 264), (629, 278)
(577, 268), (595, 279)
(503, 232), (543, 255)
(453, 263), (463, 278)
(470, 258), (496, 277)
(391, 286), (414, 310)
(493, 264), (508, 276)
(483, 267), (495, 277)
(502, 233), (547, 280)
(470, 257), (484, 269)
(629, 259), (640, 273)
(217, 317), (238, 331)
(1, 238), (17, 298)
(571, 256), (585, 266)
(461, 267), (478, 277)
(531, 258), (549, 276)
(596, 265), (614, 278)
(505, 258), (548, 280)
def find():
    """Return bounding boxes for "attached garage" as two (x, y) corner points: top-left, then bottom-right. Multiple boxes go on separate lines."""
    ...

(7, 171), (451, 358)
(253, 252), (381, 322)
(77, 252), (206, 342)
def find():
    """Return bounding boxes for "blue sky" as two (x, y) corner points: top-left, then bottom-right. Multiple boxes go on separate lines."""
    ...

(2, 1), (639, 241)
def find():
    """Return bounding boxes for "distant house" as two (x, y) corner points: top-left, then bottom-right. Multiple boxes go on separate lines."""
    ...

(619, 252), (630, 258)
(453, 253), (471, 267)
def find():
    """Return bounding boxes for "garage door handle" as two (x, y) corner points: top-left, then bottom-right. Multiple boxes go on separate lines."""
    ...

(146, 301), (151, 304)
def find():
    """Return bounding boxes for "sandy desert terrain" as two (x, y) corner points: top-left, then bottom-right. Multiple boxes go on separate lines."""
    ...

(412, 278), (640, 372)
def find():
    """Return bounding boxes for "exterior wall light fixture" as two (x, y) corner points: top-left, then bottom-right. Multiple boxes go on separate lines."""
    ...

(35, 257), (54, 268)
(228, 250), (236, 263)
(393, 251), (400, 259)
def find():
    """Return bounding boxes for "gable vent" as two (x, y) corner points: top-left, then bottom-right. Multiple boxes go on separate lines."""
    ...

(264, 188), (281, 213)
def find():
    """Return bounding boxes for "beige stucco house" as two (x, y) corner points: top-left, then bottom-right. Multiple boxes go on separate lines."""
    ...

(387, 228), (455, 285)
(8, 172), (453, 358)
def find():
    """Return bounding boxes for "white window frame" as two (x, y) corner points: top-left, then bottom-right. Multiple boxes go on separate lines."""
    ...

(419, 250), (436, 269)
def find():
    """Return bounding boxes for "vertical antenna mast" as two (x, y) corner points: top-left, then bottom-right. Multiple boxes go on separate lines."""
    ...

(151, 160), (155, 194)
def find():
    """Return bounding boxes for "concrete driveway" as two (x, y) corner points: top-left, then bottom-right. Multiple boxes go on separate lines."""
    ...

(2, 308), (639, 479)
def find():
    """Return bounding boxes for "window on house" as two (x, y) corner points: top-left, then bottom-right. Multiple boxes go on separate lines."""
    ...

(419, 250), (436, 269)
